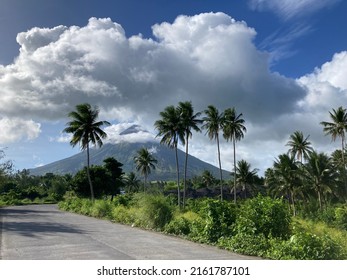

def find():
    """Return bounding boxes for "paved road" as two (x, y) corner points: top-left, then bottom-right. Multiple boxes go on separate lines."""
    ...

(0, 204), (259, 260)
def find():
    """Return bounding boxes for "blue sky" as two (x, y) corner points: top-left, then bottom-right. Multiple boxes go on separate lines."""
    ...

(0, 0), (346, 174)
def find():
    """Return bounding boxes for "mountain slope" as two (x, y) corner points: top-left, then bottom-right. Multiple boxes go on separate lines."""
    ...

(29, 142), (230, 181)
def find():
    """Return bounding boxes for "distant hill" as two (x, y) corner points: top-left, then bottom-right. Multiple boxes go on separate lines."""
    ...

(30, 141), (230, 181)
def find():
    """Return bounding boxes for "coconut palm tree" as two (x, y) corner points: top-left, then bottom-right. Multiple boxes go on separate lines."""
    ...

(235, 159), (259, 199)
(286, 131), (313, 163)
(134, 147), (158, 192)
(63, 103), (110, 202)
(320, 106), (347, 196)
(202, 105), (225, 200)
(303, 151), (337, 210)
(178, 101), (202, 208)
(265, 154), (302, 215)
(154, 105), (184, 206)
(222, 107), (246, 204)
(122, 172), (141, 193)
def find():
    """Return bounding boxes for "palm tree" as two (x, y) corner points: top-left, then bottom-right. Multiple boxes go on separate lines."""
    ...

(235, 159), (258, 199)
(286, 131), (313, 163)
(122, 172), (141, 193)
(134, 147), (158, 192)
(154, 105), (184, 206)
(320, 106), (347, 196)
(202, 105), (225, 200)
(222, 107), (246, 204)
(63, 103), (109, 202)
(201, 170), (216, 187)
(304, 151), (337, 210)
(178, 101), (202, 208)
(265, 154), (302, 215)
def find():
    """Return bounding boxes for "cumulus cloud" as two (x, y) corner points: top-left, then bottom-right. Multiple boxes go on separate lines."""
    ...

(0, 12), (345, 173)
(0, 13), (305, 126)
(0, 118), (41, 144)
(248, 0), (341, 20)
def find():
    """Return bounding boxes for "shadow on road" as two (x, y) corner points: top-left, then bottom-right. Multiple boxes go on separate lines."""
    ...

(1, 221), (85, 237)
(0, 206), (86, 238)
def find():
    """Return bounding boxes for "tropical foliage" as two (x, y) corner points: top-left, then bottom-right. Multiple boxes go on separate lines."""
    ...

(63, 103), (110, 201)
(134, 147), (158, 191)
(2, 103), (347, 260)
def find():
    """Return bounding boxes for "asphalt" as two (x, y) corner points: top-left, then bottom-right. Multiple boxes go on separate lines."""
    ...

(0, 204), (260, 260)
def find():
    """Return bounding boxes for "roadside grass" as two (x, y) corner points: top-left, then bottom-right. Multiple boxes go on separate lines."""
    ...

(0, 196), (57, 207)
(58, 194), (347, 260)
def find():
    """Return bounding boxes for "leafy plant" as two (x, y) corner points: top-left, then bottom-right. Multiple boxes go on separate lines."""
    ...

(235, 195), (291, 239)
(334, 206), (347, 230)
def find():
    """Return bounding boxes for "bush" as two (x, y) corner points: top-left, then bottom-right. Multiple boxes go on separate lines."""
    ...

(218, 233), (270, 257)
(90, 200), (113, 218)
(164, 211), (200, 236)
(112, 205), (138, 225)
(235, 195), (291, 239)
(268, 231), (346, 260)
(113, 194), (133, 207)
(199, 199), (237, 243)
(335, 206), (347, 230)
(134, 194), (174, 230)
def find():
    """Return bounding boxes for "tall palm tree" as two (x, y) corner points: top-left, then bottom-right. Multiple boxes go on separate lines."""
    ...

(202, 105), (225, 200)
(304, 151), (337, 210)
(286, 131), (314, 163)
(134, 147), (158, 192)
(63, 103), (110, 202)
(178, 101), (202, 208)
(320, 106), (347, 196)
(235, 159), (258, 199)
(154, 105), (184, 206)
(222, 107), (246, 204)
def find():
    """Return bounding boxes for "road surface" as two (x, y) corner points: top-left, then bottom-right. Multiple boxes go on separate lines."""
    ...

(0, 204), (259, 260)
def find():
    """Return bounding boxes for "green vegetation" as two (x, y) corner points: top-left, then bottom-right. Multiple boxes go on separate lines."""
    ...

(58, 194), (347, 259)
(63, 103), (110, 202)
(2, 103), (347, 260)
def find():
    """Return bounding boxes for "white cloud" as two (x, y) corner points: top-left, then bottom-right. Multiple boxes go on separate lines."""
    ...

(104, 123), (155, 144)
(248, 0), (341, 20)
(0, 13), (345, 174)
(0, 13), (304, 126)
(0, 118), (41, 144)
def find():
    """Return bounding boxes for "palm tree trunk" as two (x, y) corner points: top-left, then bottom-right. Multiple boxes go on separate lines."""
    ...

(183, 135), (189, 209)
(233, 135), (237, 204)
(175, 144), (181, 208)
(317, 187), (323, 211)
(217, 133), (223, 201)
(341, 135), (347, 197)
(86, 144), (95, 202)
(144, 175), (147, 192)
(291, 190), (296, 216)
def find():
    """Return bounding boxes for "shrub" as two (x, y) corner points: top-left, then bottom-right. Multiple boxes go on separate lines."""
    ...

(113, 194), (133, 207)
(90, 200), (113, 218)
(134, 194), (174, 230)
(79, 199), (93, 216)
(185, 199), (237, 244)
(268, 231), (346, 260)
(335, 206), (347, 230)
(218, 233), (270, 257)
(235, 195), (291, 239)
(164, 211), (200, 236)
(200, 199), (237, 243)
(112, 205), (137, 225)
